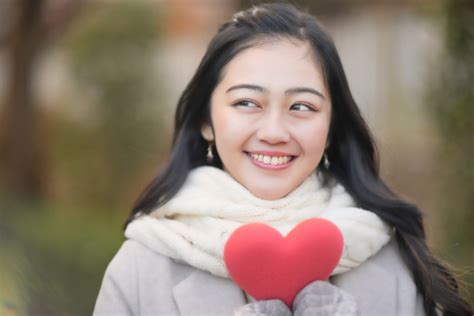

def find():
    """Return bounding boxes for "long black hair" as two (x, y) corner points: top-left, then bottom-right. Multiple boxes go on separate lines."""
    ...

(125, 2), (472, 315)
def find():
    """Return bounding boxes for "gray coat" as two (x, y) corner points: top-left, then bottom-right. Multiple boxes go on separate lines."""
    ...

(93, 238), (425, 316)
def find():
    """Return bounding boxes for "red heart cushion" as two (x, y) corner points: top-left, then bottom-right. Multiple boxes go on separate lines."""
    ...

(224, 217), (343, 308)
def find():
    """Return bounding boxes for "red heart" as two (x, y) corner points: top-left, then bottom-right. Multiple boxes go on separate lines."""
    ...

(224, 218), (343, 308)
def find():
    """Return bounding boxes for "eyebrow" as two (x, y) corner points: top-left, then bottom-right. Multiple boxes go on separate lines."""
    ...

(225, 84), (325, 100)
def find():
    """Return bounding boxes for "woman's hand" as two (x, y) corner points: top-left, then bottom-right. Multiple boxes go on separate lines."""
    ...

(234, 280), (357, 316)
(234, 299), (292, 316)
(292, 280), (358, 316)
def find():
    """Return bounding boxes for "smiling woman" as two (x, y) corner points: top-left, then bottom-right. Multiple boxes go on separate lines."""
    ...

(93, 2), (472, 316)
(200, 39), (331, 200)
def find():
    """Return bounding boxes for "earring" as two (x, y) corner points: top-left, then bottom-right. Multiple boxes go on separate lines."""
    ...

(323, 153), (330, 168)
(207, 141), (214, 163)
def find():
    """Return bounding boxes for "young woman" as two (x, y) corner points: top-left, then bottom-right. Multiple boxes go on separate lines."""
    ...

(93, 3), (472, 315)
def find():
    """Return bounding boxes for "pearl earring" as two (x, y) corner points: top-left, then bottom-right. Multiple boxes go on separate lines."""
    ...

(323, 153), (330, 168)
(207, 142), (214, 163)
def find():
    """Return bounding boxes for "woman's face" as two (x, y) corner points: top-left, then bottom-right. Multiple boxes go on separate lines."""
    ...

(201, 38), (331, 200)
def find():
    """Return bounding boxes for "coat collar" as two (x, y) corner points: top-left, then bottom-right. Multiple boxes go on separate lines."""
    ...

(172, 269), (246, 316)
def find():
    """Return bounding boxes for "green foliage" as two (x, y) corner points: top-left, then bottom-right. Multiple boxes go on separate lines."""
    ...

(0, 240), (28, 316)
(65, 1), (159, 89)
(425, 0), (474, 303)
(1, 3), (169, 313)
(56, 1), (166, 210)
(4, 205), (123, 315)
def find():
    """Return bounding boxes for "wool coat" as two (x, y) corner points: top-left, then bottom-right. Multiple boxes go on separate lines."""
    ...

(93, 237), (426, 316)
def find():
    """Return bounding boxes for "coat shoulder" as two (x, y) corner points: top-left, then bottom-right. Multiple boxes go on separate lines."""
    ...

(117, 239), (177, 268)
(94, 239), (195, 315)
(332, 238), (425, 316)
(93, 240), (142, 315)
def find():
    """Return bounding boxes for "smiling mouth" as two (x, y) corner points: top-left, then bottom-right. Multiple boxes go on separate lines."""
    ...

(244, 151), (297, 168)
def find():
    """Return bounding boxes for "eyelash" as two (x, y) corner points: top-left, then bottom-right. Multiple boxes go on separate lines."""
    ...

(234, 100), (316, 112)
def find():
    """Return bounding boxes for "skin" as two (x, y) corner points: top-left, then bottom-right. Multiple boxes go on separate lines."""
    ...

(201, 38), (332, 200)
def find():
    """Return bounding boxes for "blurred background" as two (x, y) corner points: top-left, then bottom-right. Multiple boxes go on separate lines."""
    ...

(0, 0), (472, 314)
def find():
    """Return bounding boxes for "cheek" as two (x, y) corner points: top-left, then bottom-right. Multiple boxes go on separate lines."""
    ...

(213, 108), (250, 142)
(297, 120), (330, 154)
(210, 94), (248, 160)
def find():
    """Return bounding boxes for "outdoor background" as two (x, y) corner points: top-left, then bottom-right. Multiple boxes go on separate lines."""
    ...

(0, 0), (472, 315)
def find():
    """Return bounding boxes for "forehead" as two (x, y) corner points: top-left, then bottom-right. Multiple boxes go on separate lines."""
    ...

(217, 38), (325, 91)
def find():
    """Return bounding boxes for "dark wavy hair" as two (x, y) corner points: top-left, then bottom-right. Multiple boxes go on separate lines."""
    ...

(125, 2), (472, 315)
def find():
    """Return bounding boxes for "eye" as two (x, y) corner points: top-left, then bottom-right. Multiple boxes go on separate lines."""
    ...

(234, 100), (258, 108)
(291, 103), (315, 112)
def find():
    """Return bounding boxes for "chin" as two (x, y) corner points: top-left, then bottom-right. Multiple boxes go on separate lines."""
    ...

(253, 189), (289, 201)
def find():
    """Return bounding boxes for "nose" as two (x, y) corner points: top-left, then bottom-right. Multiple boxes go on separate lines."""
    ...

(256, 110), (291, 144)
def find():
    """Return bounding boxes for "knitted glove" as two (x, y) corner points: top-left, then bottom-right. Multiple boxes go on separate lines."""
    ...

(292, 280), (357, 316)
(234, 299), (292, 316)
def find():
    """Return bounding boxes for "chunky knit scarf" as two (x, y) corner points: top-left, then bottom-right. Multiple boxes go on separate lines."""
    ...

(125, 166), (392, 278)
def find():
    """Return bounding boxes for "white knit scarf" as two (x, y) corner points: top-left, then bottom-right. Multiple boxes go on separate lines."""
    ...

(125, 166), (392, 278)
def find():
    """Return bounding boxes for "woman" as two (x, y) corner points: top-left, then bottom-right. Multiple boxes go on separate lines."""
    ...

(93, 3), (472, 315)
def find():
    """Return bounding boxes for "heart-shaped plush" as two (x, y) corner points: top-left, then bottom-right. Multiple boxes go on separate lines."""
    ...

(224, 218), (343, 308)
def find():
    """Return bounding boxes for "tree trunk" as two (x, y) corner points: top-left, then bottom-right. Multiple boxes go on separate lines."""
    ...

(1, 0), (45, 203)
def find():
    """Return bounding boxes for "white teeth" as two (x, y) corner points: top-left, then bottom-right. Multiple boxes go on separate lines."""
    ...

(249, 153), (293, 165)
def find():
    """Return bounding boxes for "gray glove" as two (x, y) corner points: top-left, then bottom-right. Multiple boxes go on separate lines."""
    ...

(292, 280), (358, 316)
(234, 299), (292, 316)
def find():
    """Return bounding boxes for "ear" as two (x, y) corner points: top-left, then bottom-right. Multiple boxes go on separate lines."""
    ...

(200, 123), (214, 142)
